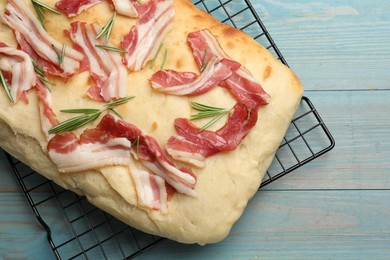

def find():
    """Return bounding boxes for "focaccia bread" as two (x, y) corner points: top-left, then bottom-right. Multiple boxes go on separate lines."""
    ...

(0, 0), (303, 244)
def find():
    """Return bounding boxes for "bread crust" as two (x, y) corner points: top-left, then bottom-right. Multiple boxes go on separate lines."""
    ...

(0, 0), (303, 244)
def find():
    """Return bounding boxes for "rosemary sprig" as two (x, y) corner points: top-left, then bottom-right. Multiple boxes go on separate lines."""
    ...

(32, 0), (61, 13)
(95, 45), (127, 53)
(48, 96), (135, 134)
(190, 102), (230, 132)
(32, 60), (55, 91)
(0, 70), (14, 103)
(52, 43), (66, 68)
(96, 12), (116, 42)
(31, 0), (61, 29)
(32, 3), (45, 28)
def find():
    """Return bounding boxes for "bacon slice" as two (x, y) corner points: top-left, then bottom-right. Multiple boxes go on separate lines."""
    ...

(2, 0), (84, 78)
(67, 22), (128, 101)
(109, 0), (138, 17)
(165, 136), (208, 168)
(121, 0), (174, 71)
(150, 70), (197, 89)
(188, 29), (270, 109)
(130, 167), (168, 212)
(0, 43), (36, 103)
(150, 57), (240, 96)
(55, 0), (102, 17)
(166, 103), (257, 167)
(0, 43), (58, 139)
(35, 81), (59, 140)
(48, 129), (132, 173)
(96, 114), (197, 196)
(220, 69), (270, 109)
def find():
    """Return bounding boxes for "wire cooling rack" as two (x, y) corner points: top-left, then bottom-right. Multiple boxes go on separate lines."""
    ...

(3, 0), (335, 259)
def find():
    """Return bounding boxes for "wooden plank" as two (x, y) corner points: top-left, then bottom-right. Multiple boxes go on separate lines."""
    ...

(0, 192), (54, 258)
(1, 190), (390, 259)
(0, 151), (19, 192)
(252, 0), (390, 91)
(0, 151), (50, 193)
(140, 190), (390, 259)
(265, 90), (390, 190)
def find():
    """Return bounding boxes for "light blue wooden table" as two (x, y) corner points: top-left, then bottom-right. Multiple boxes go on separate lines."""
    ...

(1, 0), (390, 259)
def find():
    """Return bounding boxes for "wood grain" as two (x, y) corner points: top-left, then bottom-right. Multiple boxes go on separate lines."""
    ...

(140, 190), (390, 259)
(0, 193), (54, 258)
(253, 0), (390, 91)
(265, 90), (390, 190)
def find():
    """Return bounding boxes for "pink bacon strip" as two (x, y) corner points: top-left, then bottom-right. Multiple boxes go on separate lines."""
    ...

(55, 0), (138, 18)
(121, 0), (174, 71)
(150, 57), (240, 96)
(188, 29), (270, 109)
(0, 42), (36, 103)
(35, 81), (59, 140)
(166, 103), (257, 167)
(2, 0), (84, 78)
(150, 70), (197, 90)
(96, 114), (197, 197)
(48, 129), (132, 173)
(109, 0), (138, 17)
(130, 167), (168, 212)
(48, 127), (170, 211)
(162, 30), (269, 167)
(0, 43), (58, 139)
(67, 22), (127, 102)
(56, 0), (102, 17)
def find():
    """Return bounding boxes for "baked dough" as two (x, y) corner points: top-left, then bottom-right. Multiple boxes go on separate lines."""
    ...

(0, 0), (303, 244)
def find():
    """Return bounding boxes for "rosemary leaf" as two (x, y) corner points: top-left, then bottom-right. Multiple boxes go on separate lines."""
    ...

(200, 49), (208, 72)
(32, 0), (61, 14)
(60, 108), (101, 114)
(96, 12), (116, 41)
(48, 96), (135, 134)
(132, 136), (140, 157)
(0, 70), (14, 103)
(198, 110), (229, 132)
(52, 44), (65, 67)
(190, 102), (230, 132)
(191, 102), (225, 112)
(37, 75), (55, 86)
(49, 112), (101, 134)
(31, 0), (60, 29)
(105, 96), (135, 108)
(105, 13), (116, 42)
(160, 48), (168, 69)
(150, 43), (163, 69)
(32, 2), (45, 29)
(32, 60), (45, 76)
(37, 76), (52, 92)
(33, 60), (55, 91)
(95, 45), (127, 53)
(60, 42), (66, 67)
(108, 108), (123, 119)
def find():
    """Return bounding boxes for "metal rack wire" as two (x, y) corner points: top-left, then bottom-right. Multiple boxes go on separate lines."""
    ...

(4, 0), (335, 259)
